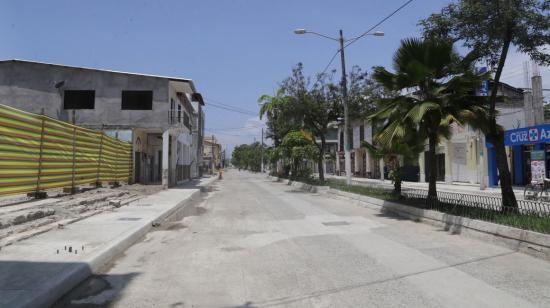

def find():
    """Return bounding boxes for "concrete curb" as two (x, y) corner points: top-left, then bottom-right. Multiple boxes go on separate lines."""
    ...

(267, 175), (329, 193)
(87, 189), (203, 274)
(268, 176), (550, 260)
(15, 177), (218, 308)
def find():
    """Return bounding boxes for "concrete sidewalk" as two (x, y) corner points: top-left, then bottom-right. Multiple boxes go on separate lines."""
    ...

(325, 174), (526, 198)
(0, 176), (217, 308)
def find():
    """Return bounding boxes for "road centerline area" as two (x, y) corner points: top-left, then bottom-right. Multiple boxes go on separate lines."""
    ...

(57, 170), (550, 308)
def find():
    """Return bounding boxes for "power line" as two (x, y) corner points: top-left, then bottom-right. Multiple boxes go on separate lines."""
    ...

(316, 0), (415, 77)
(205, 102), (258, 116)
(320, 50), (341, 76)
(203, 96), (257, 114)
(344, 0), (415, 49)
(206, 125), (262, 131)
(205, 130), (259, 137)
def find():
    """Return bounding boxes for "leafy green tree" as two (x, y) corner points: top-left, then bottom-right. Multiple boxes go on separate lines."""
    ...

(259, 89), (302, 147)
(231, 142), (265, 172)
(260, 64), (380, 181)
(420, 0), (550, 207)
(371, 37), (490, 200)
(347, 66), (386, 120)
(279, 130), (319, 179)
(279, 63), (342, 182)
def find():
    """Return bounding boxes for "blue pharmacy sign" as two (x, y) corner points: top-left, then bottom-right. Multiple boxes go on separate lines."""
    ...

(504, 124), (550, 146)
(480, 80), (489, 96)
(478, 67), (488, 96)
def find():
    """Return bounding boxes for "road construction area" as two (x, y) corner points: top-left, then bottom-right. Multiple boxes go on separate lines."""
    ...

(58, 170), (550, 308)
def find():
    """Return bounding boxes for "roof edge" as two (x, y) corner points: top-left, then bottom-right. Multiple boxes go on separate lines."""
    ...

(0, 59), (194, 84)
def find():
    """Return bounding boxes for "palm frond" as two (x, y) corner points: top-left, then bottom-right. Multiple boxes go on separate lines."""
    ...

(404, 101), (440, 123)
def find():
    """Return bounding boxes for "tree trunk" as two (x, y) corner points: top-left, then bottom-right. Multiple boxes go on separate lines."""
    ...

(493, 130), (517, 208)
(318, 135), (326, 182)
(427, 134), (438, 203)
(393, 163), (402, 195)
(292, 159), (299, 179)
(487, 28), (518, 208)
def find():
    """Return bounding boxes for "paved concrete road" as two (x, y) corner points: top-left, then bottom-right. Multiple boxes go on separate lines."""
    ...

(58, 170), (550, 308)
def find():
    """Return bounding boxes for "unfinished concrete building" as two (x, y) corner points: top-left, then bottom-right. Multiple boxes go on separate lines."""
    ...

(0, 59), (205, 187)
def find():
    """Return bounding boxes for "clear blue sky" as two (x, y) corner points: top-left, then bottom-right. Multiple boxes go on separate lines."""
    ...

(1, 0), (546, 153)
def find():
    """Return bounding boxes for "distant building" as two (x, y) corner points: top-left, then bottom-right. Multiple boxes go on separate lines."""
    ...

(336, 76), (547, 187)
(420, 76), (547, 187)
(312, 126), (338, 175)
(203, 135), (221, 174)
(0, 59), (205, 187)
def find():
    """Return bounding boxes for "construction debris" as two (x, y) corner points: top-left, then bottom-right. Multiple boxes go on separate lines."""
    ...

(0, 184), (163, 247)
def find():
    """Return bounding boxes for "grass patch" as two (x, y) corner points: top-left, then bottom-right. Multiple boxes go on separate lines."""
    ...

(324, 179), (400, 201)
(418, 201), (550, 234)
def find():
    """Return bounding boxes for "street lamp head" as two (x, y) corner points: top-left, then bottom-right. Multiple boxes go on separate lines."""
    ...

(373, 31), (385, 37)
(294, 28), (307, 35)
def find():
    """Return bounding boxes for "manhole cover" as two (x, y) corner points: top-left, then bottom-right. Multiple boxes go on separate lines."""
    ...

(322, 221), (350, 226)
(118, 217), (141, 221)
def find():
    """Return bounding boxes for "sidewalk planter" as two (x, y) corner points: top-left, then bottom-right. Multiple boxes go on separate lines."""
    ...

(269, 176), (550, 261)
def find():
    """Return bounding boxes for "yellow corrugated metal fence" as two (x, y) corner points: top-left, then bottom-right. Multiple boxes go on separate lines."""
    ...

(0, 104), (132, 196)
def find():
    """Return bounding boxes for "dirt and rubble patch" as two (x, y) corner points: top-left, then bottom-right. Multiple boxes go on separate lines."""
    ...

(0, 184), (164, 247)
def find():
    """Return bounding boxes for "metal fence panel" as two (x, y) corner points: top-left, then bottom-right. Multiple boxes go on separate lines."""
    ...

(0, 104), (133, 196)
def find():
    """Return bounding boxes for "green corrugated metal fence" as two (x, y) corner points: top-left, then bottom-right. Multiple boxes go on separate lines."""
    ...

(0, 104), (132, 196)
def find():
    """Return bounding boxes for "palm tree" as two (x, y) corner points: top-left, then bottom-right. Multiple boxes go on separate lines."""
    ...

(370, 38), (490, 201)
(362, 127), (425, 195)
(259, 89), (303, 175)
(259, 89), (298, 147)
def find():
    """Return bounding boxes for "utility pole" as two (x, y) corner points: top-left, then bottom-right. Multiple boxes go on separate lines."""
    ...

(294, 28), (383, 186)
(211, 135), (215, 174)
(339, 30), (352, 186)
(261, 127), (264, 173)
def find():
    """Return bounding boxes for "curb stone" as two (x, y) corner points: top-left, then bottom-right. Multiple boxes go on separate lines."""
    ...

(8, 176), (218, 308)
(268, 175), (550, 261)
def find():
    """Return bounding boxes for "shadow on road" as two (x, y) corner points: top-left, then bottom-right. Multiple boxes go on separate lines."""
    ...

(0, 260), (139, 308)
(53, 271), (139, 307)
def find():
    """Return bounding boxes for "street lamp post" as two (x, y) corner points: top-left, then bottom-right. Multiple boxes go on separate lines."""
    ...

(338, 30), (353, 187)
(294, 28), (383, 185)
(261, 127), (264, 173)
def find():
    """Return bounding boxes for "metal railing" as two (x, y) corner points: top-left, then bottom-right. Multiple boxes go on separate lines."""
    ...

(400, 188), (550, 234)
(168, 110), (192, 130)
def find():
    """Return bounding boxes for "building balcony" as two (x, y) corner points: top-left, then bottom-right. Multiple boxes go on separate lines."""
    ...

(168, 110), (192, 131)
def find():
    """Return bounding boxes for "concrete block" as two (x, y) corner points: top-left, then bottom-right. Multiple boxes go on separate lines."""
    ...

(63, 187), (80, 194)
(109, 200), (122, 208)
(27, 191), (47, 199)
(12, 215), (27, 225)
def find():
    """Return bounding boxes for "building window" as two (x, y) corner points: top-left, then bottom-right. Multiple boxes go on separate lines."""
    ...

(339, 131), (344, 151)
(177, 104), (182, 123)
(184, 112), (190, 129)
(64, 90), (95, 109)
(170, 98), (175, 115)
(121, 91), (153, 110)
(360, 125), (365, 142)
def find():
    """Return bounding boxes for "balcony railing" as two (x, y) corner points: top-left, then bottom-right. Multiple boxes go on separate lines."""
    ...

(168, 110), (192, 130)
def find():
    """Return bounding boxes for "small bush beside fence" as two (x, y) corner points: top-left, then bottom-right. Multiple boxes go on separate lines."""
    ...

(0, 104), (132, 196)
